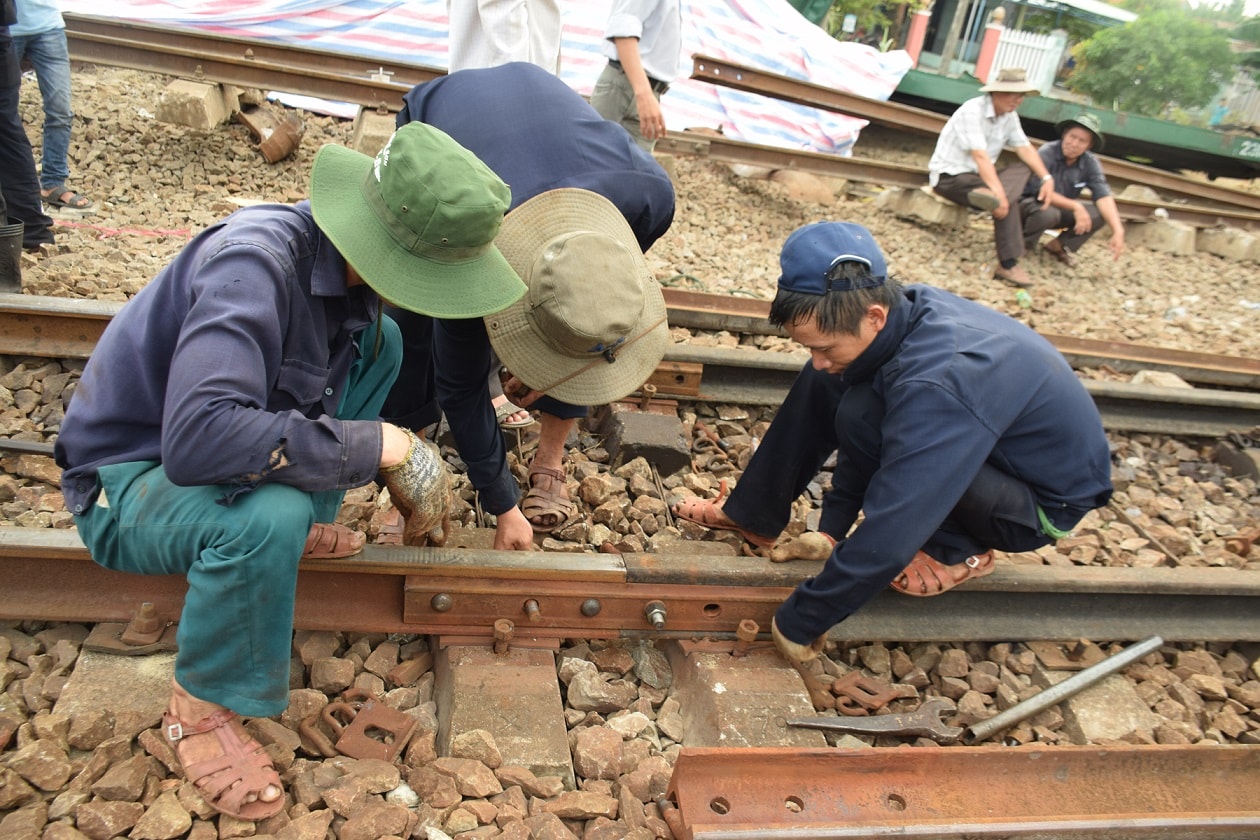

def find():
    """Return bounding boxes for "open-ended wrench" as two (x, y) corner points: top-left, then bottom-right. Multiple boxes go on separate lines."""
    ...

(787, 697), (963, 744)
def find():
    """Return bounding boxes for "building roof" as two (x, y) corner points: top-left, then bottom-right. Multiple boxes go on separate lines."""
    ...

(1024, 0), (1137, 25)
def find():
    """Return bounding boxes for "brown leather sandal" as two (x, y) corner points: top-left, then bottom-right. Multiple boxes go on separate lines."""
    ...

(671, 482), (776, 548)
(301, 522), (365, 559)
(162, 709), (285, 821)
(522, 465), (573, 533)
(374, 507), (404, 546)
(890, 550), (995, 597)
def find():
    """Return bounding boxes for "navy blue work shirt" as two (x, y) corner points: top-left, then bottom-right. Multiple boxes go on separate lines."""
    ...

(1022, 140), (1111, 202)
(394, 62), (676, 515)
(775, 285), (1114, 642)
(56, 202), (384, 515)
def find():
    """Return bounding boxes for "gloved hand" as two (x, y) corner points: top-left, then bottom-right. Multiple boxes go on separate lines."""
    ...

(771, 615), (825, 665)
(768, 531), (836, 563)
(380, 428), (452, 547)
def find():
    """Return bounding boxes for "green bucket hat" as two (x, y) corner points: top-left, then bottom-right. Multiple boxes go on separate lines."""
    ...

(309, 122), (525, 318)
(1056, 113), (1104, 152)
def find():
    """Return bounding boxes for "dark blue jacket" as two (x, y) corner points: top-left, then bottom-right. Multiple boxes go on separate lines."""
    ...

(777, 285), (1113, 641)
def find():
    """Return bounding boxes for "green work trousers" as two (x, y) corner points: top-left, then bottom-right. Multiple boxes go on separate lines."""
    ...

(73, 318), (401, 717)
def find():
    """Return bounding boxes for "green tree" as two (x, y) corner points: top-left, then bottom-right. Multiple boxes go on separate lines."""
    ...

(821, 0), (927, 49)
(1067, 10), (1234, 115)
(1236, 15), (1260, 82)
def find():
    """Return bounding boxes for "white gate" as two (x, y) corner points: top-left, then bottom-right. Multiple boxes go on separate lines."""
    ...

(992, 28), (1068, 95)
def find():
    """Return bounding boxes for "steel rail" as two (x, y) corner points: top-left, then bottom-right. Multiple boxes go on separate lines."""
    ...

(4, 292), (1260, 436)
(64, 13), (436, 112)
(0, 528), (1257, 642)
(62, 17), (1260, 229)
(688, 54), (1260, 216)
(666, 745), (1260, 838)
(660, 289), (1260, 391)
(662, 344), (1260, 435)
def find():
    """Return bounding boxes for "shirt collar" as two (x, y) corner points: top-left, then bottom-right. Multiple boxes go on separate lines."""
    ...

(836, 291), (910, 385)
(308, 215), (378, 330)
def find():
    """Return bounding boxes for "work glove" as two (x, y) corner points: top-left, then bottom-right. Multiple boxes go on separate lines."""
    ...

(380, 428), (452, 547)
(771, 615), (825, 665)
(768, 531), (836, 563)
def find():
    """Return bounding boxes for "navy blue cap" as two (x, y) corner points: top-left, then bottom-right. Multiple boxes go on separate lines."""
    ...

(778, 222), (888, 294)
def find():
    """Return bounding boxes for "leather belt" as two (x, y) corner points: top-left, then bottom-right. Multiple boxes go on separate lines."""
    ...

(608, 59), (670, 95)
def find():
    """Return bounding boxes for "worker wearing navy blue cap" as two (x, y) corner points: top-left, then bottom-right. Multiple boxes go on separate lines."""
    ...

(673, 221), (1113, 663)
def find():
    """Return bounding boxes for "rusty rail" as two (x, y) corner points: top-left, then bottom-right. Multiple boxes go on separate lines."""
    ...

(666, 744), (1260, 838)
(1, 528), (1258, 642)
(65, 12), (437, 112)
(688, 54), (1260, 217)
(5, 291), (1260, 436)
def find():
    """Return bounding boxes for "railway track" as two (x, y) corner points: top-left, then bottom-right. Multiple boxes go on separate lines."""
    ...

(2, 527), (1258, 643)
(5, 290), (1260, 437)
(60, 15), (1260, 233)
(5, 23), (1260, 837)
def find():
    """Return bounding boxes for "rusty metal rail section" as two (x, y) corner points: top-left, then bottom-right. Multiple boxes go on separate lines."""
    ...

(4, 291), (1260, 436)
(666, 745), (1260, 838)
(1, 528), (1257, 642)
(662, 343), (1260, 436)
(63, 17), (1260, 230)
(688, 54), (1260, 217)
(660, 289), (1260, 391)
(64, 13), (436, 112)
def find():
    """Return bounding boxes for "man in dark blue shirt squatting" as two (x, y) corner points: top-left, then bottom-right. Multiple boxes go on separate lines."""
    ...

(55, 123), (523, 821)
(672, 222), (1113, 663)
(1019, 113), (1125, 269)
(383, 62), (675, 550)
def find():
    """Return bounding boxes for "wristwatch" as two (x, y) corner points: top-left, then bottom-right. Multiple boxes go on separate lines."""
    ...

(1040, 174), (1053, 183)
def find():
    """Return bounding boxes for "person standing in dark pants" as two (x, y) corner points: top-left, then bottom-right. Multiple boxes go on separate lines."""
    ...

(0, 0), (55, 252)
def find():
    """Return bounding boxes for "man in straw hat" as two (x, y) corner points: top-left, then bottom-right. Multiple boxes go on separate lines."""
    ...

(54, 122), (523, 821)
(928, 67), (1055, 289)
(383, 62), (674, 549)
(672, 222), (1113, 664)
(1019, 113), (1125, 268)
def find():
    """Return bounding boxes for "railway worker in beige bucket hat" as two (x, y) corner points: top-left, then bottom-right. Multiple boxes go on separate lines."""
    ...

(485, 187), (669, 538)
(928, 66), (1055, 289)
(54, 121), (524, 822)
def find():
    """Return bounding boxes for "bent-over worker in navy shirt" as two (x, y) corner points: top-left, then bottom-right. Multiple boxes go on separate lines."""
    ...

(672, 222), (1113, 662)
(383, 62), (676, 550)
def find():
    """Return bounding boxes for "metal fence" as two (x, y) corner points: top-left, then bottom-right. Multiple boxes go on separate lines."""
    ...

(993, 27), (1069, 94)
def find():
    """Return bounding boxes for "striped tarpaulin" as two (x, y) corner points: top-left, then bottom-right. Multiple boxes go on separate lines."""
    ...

(62, 0), (912, 156)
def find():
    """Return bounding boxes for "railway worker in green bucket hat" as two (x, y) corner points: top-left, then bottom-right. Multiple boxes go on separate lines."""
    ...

(1019, 113), (1127, 268)
(54, 121), (524, 822)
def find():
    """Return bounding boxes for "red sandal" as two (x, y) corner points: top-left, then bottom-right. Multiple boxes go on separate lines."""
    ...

(301, 522), (365, 559)
(162, 709), (285, 821)
(671, 481), (776, 548)
(890, 550), (995, 597)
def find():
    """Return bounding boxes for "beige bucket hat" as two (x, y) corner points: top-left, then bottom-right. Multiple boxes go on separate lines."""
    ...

(979, 67), (1040, 95)
(485, 188), (669, 406)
